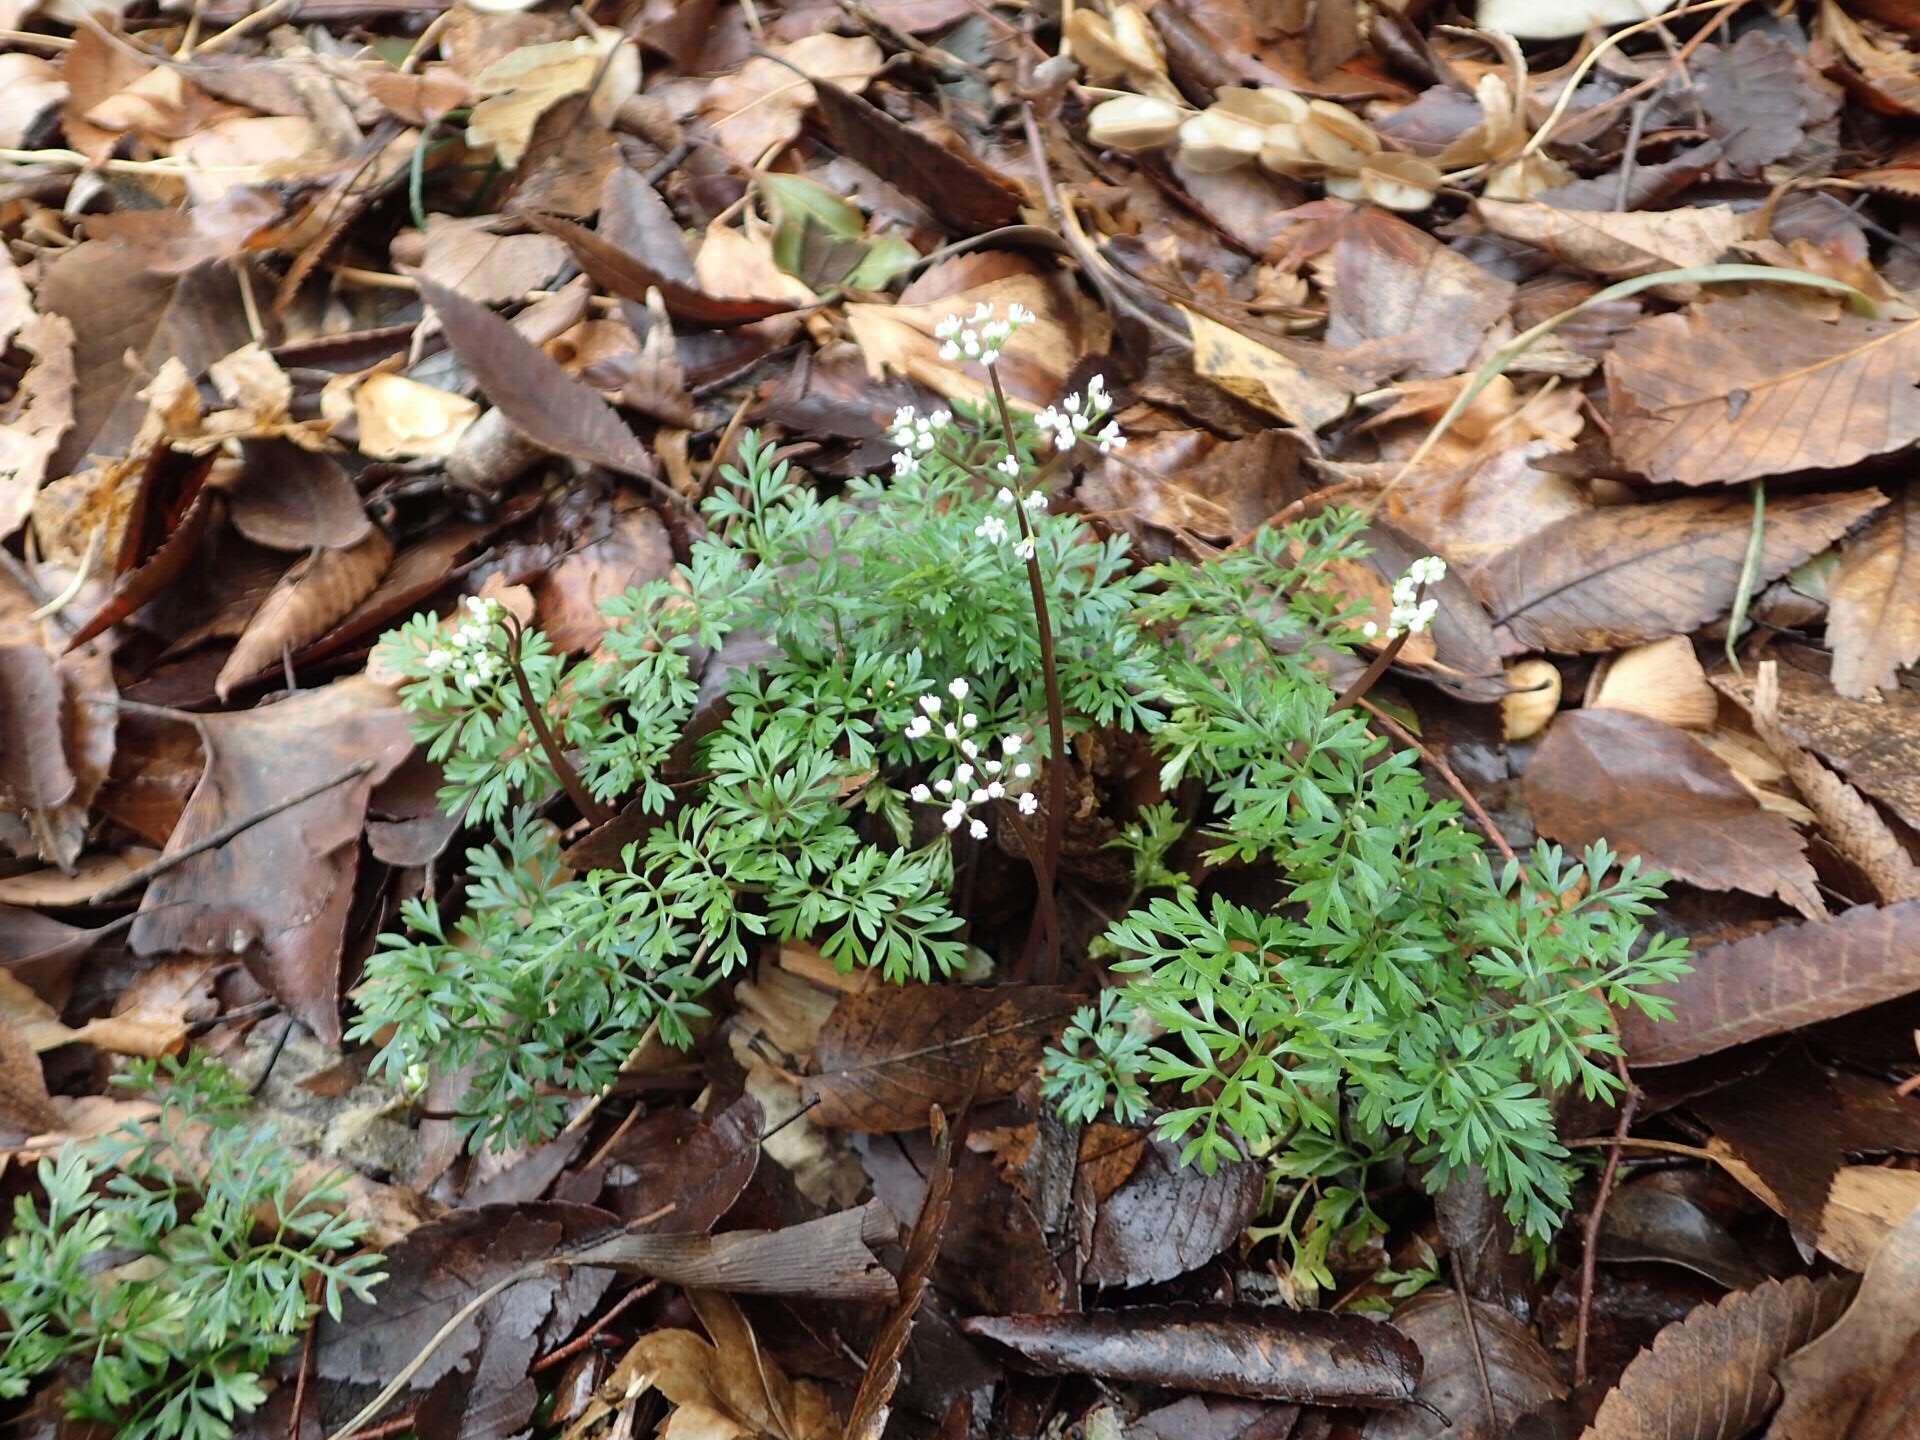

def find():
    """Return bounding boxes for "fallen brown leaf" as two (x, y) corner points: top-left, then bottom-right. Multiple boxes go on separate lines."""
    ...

(1474, 201), (1745, 279)
(1619, 900), (1920, 1066)
(1827, 486), (1920, 699)
(1606, 293), (1920, 486)
(963, 1306), (1423, 1407)
(1366, 1292), (1565, 1440)
(1581, 1276), (1854, 1440)
(1770, 1203), (1920, 1439)
(699, 32), (883, 168)
(215, 526), (395, 699)
(222, 441), (370, 552)
(1086, 1136), (1262, 1288)
(1526, 708), (1825, 918)
(1482, 489), (1885, 653)
(1326, 206), (1515, 380)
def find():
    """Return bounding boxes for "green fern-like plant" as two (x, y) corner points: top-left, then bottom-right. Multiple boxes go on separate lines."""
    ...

(355, 331), (1687, 1236)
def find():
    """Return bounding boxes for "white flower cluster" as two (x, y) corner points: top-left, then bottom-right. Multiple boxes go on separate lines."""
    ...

(888, 405), (953, 479)
(422, 596), (505, 686)
(975, 486), (1049, 558)
(1034, 375), (1124, 454)
(1361, 556), (1447, 641)
(901, 678), (1037, 839)
(935, 301), (1036, 366)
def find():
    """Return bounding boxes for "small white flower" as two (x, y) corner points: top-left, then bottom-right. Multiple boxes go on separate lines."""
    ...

(424, 649), (453, 672)
(934, 315), (961, 340)
(944, 721), (959, 740)
(1018, 792), (1039, 815)
(1064, 393), (1081, 414)
(1096, 422), (1124, 453)
(1014, 535), (1036, 560)
(920, 695), (942, 715)
(987, 781), (1005, 799)
(1014, 761), (1032, 779)
(997, 455), (1021, 478)
(983, 319), (1012, 342)
(980, 346), (1002, 364)
(969, 301), (994, 325)
(962, 713), (978, 729)
(996, 487), (1016, 507)
(1408, 555), (1447, 586)
(949, 678), (970, 699)
(971, 788), (991, 805)
(935, 779), (954, 796)
(1051, 427), (1074, 453)
(1008, 302), (1036, 324)
(1002, 736), (1022, 755)
(956, 764), (975, 785)
(893, 449), (919, 478)
(910, 784), (932, 802)
(915, 431), (936, 453)
(984, 759), (1003, 775)
(1361, 621), (1379, 640)
(939, 341), (962, 361)
(905, 715), (931, 739)
(943, 805), (966, 831)
(960, 739), (978, 759)
(929, 410), (952, 428)
(969, 817), (989, 840)
(1024, 491), (1047, 512)
(976, 516), (1009, 544)
(1392, 576), (1419, 607)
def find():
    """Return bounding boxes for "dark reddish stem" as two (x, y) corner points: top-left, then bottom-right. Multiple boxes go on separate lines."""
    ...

(503, 614), (615, 827)
(1575, 1052), (1638, 1388)
(988, 364), (1066, 982)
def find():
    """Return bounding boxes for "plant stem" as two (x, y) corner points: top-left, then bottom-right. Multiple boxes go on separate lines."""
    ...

(503, 616), (615, 827)
(988, 364), (1066, 981)
(1574, 1052), (1637, 1389)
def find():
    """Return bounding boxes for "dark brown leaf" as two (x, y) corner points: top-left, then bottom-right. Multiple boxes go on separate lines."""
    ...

(808, 75), (1023, 234)
(0, 904), (107, 1004)
(846, 1106), (955, 1440)
(522, 210), (792, 328)
(1086, 1136), (1262, 1288)
(1365, 1292), (1565, 1440)
(0, 645), (75, 811)
(1326, 207), (1515, 380)
(602, 1092), (761, 1231)
(1482, 489), (1885, 654)
(804, 984), (1078, 1132)
(1606, 295), (1920, 487)
(961, 1306), (1423, 1407)
(215, 526), (394, 698)
(1582, 1276), (1854, 1440)
(1696, 29), (1823, 173)
(409, 271), (660, 480)
(1619, 900), (1920, 1066)
(0, 1012), (60, 1138)
(224, 441), (372, 552)
(1526, 708), (1824, 918)
(128, 674), (415, 1044)
(64, 482), (222, 653)
(35, 244), (251, 476)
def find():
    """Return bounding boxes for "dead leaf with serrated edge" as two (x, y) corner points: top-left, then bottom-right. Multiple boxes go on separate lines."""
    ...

(215, 527), (394, 699)
(1828, 487), (1920, 699)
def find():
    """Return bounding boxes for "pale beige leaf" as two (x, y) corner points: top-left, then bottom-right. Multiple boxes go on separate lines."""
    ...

(694, 223), (817, 305)
(1828, 488), (1920, 699)
(1591, 636), (1717, 731)
(0, 53), (66, 150)
(1475, 201), (1744, 279)
(216, 528), (395, 699)
(699, 33), (884, 168)
(466, 28), (637, 168)
(353, 374), (479, 460)
(1183, 306), (1351, 430)
(1607, 293), (1920, 486)
(0, 1011), (59, 1136)
(416, 216), (569, 306)
(1478, 0), (1678, 40)
(1770, 1204), (1920, 1439)
(0, 312), (77, 542)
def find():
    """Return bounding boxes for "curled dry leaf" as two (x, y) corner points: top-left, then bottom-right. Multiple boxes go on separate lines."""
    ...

(1482, 489), (1885, 654)
(1365, 1292), (1565, 1440)
(963, 1306), (1423, 1408)
(1590, 636), (1717, 731)
(1502, 659), (1563, 741)
(415, 215), (569, 306)
(1581, 1276), (1855, 1440)
(1184, 305), (1353, 431)
(1607, 294), (1920, 486)
(352, 374), (480, 460)
(1619, 899), (1920, 1066)
(1525, 708), (1825, 918)
(803, 984), (1077, 1132)
(214, 527), (395, 699)
(0, 310), (76, 542)
(0, 644), (75, 812)
(1827, 487), (1920, 700)
(1476, 0), (1679, 41)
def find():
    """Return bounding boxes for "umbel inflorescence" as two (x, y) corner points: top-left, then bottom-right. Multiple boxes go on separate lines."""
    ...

(358, 302), (1688, 1239)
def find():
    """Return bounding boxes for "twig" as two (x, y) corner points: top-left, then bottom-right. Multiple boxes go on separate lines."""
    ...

(1357, 698), (1517, 868)
(1726, 480), (1765, 677)
(530, 1280), (660, 1373)
(1452, 1260), (1497, 1426)
(990, 364), (1067, 983)
(0, 27), (73, 47)
(289, 1273), (323, 1440)
(26, 518), (106, 622)
(563, 1014), (666, 1134)
(89, 763), (375, 905)
(1223, 481), (1373, 554)
(1574, 1053), (1639, 1389)
(190, 0), (294, 54)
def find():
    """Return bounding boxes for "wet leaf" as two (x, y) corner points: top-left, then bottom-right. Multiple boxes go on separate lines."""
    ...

(1606, 294), (1920, 486)
(1526, 708), (1825, 918)
(1482, 489), (1884, 653)
(1582, 1276), (1854, 1440)
(1365, 1292), (1565, 1440)
(804, 984), (1078, 1132)
(1086, 1136), (1265, 1288)
(1619, 901), (1920, 1066)
(962, 1306), (1423, 1407)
